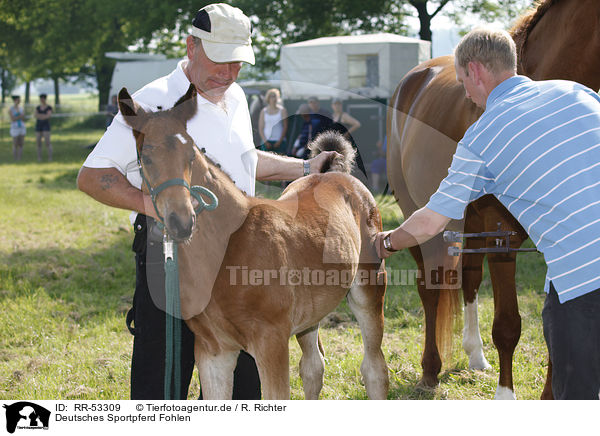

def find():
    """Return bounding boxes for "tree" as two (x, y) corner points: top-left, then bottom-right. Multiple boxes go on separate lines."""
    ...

(0, 0), (199, 109)
(444, 0), (534, 32)
(406, 0), (452, 41)
(0, 65), (17, 103)
(0, 0), (91, 105)
(381, 1), (533, 43)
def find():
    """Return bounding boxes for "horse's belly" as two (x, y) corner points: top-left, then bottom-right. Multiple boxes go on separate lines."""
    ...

(388, 57), (482, 213)
(400, 114), (459, 207)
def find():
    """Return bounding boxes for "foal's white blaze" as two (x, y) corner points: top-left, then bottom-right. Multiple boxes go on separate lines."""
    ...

(175, 133), (187, 144)
(495, 385), (516, 400)
(462, 296), (492, 370)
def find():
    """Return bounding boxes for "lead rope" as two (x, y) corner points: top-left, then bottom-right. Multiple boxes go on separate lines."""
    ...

(163, 235), (182, 400)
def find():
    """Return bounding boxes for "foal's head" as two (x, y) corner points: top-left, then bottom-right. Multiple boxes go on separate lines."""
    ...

(119, 84), (200, 241)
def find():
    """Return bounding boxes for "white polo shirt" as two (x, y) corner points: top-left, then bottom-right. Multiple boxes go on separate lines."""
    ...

(84, 59), (257, 219)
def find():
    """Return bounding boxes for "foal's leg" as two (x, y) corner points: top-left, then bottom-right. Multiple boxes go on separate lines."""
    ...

(250, 332), (290, 400)
(296, 325), (325, 399)
(347, 265), (388, 399)
(196, 344), (239, 400)
(488, 253), (521, 400)
(461, 235), (491, 371)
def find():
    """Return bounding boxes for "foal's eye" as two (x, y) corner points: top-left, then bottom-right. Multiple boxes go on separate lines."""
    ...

(142, 155), (153, 165)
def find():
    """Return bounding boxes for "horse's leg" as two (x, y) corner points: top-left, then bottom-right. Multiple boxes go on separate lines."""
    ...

(347, 265), (388, 399)
(409, 245), (442, 388)
(487, 254), (521, 400)
(250, 333), (290, 400)
(296, 325), (325, 399)
(461, 211), (492, 370)
(410, 235), (461, 389)
(462, 251), (492, 370)
(195, 344), (239, 400)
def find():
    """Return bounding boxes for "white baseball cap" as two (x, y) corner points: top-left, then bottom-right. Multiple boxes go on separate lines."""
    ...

(191, 3), (255, 65)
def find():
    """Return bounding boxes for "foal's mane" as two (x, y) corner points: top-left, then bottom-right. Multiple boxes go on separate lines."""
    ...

(510, 0), (562, 60)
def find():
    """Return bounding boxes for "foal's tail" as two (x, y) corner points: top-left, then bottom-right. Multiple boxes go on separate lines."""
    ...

(308, 131), (356, 174)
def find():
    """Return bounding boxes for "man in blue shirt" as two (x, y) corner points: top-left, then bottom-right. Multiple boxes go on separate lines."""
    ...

(376, 28), (600, 400)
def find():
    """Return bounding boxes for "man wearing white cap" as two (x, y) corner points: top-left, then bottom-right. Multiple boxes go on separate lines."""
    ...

(78, 3), (336, 400)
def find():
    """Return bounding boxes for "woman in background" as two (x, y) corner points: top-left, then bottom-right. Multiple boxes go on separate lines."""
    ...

(331, 98), (360, 140)
(9, 95), (26, 161)
(35, 93), (53, 162)
(258, 88), (288, 154)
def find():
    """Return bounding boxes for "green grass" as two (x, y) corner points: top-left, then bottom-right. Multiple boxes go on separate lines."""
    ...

(0, 114), (549, 400)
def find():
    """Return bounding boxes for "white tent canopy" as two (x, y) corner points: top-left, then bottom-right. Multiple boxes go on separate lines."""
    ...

(280, 33), (431, 100)
(106, 52), (180, 103)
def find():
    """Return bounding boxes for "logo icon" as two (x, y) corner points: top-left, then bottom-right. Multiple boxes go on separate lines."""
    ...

(3, 402), (50, 434)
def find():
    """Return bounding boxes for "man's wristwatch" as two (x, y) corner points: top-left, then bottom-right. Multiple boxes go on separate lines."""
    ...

(303, 160), (310, 177)
(383, 233), (398, 252)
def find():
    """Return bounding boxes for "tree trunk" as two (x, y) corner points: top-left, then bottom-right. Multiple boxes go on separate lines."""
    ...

(95, 57), (116, 111)
(25, 81), (30, 104)
(0, 68), (5, 104)
(414, 2), (433, 42)
(53, 77), (60, 106)
(409, 0), (451, 56)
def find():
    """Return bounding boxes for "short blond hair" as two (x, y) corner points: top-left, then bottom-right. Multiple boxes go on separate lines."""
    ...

(455, 28), (516, 75)
(265, 88), (280, 102)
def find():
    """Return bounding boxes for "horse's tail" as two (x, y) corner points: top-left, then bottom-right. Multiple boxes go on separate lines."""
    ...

(436, 289), (461, 367)
(308, 130), (356, 174)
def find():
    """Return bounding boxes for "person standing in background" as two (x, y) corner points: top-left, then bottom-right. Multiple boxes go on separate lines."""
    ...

(307, 95), (333, 134)
(291, 103), (313, 159)
(9, 95), (26, 161)
(331, 98), (361, 140)
(258, 88), (288, 154)
(35, 93), (53, 162)
(369, 138), (386, 193)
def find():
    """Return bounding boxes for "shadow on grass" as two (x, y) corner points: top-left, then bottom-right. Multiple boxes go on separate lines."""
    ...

(31, 168), (80, 191)
(0, 235), (134, 325)
(388, 381), (437, 400)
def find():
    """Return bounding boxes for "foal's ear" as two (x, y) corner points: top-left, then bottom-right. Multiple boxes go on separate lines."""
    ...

(118, 87), (147, 143)
(172, 83), (197, 123)
(118, 88), (147, 127)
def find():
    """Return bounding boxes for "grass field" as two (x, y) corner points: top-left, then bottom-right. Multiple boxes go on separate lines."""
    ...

(0, 101), (550, 400)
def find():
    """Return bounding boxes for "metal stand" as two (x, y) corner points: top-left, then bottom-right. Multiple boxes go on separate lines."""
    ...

(443, 222), (538, 257)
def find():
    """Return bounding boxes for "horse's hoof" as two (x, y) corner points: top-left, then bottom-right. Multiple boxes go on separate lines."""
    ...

(468, 355), (492, 371)
(416, 376), (439, 390)
(494, 385), (516, 400)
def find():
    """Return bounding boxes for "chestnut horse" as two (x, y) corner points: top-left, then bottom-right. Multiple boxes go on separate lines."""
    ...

(118, 85), (388, 400)
(387, 0), (600, 399)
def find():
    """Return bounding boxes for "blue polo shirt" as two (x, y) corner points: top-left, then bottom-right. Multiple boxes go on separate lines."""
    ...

(427, 76), (600, 303)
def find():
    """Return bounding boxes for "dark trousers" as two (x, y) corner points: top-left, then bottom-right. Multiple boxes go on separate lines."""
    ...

(542, 283), (600, 400)
(128, 214), (261, 400)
